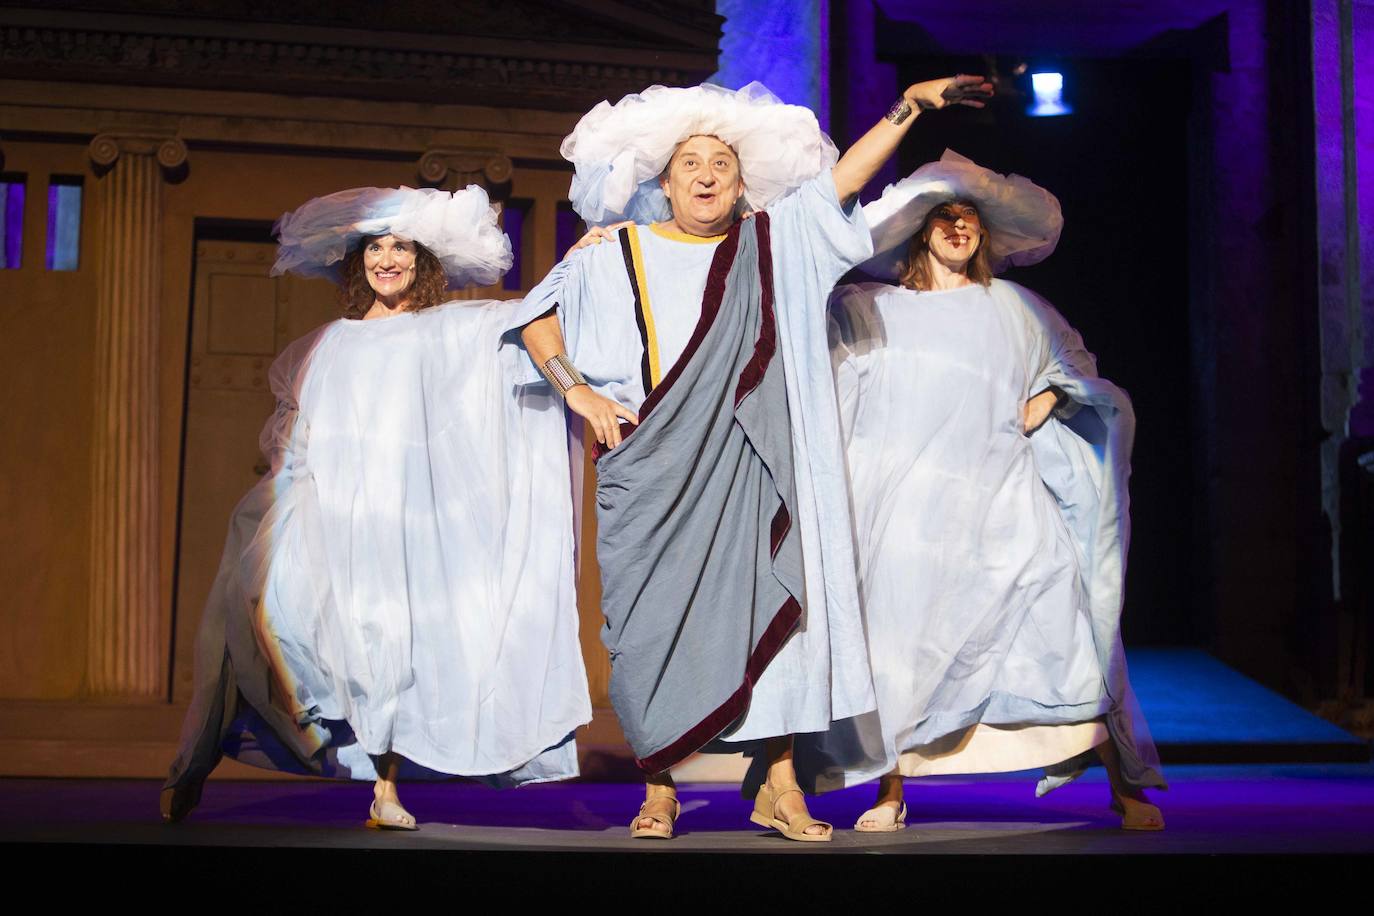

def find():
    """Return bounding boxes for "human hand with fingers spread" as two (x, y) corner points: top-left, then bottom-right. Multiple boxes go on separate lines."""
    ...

(833, 73), (994, 202)
(905, 74), (995, 111)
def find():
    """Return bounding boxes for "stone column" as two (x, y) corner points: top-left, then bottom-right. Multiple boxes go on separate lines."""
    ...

(85, 133), (187, 698)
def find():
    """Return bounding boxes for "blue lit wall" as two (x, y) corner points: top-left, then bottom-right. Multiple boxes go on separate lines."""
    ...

(711, 0), (828, 128)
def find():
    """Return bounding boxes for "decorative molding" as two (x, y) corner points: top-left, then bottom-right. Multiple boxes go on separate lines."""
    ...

(2, 2), (721, 49)
(418, 148), (514, 193)
(0, 12), (719, 112)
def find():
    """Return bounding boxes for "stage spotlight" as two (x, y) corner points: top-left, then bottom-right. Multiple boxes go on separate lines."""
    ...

(1028, 71), (1071, 117)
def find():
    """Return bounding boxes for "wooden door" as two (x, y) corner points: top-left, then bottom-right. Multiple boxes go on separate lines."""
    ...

(171, 239), (339, 704)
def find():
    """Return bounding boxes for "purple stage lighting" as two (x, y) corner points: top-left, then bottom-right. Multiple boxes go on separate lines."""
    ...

(1, 176), (23, 269)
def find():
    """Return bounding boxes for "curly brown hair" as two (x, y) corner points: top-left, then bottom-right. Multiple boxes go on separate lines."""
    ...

(338, 236), (450, 319)
(899, 200), (994, 292)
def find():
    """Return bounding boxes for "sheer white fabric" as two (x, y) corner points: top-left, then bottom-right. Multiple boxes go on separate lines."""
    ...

(562, 82), (839, 226)
(271, 185), (512, 287)
(244, 300), (590, 779)
(861, 150), (1063, 278)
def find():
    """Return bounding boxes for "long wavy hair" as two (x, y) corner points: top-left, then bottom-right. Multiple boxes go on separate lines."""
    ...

(899, 200), (994, 292)
(338, 236), (449, 319)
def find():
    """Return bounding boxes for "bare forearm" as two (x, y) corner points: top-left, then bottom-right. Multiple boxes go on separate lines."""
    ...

(832, 112), (922, 203)
(520, 311), (567, 366)
(519, 309), (639, 448)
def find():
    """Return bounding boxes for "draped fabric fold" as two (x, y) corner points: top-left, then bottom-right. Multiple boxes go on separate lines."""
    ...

(1021, 285), (1165, 793)
(592, 215), (804, 773)
(803, 279), (1163, 794)
(166, 301), (590, 791)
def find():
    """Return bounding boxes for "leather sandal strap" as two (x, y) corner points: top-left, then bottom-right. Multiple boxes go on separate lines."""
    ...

(788, 814), (832, 833)
(638, 796), (680, 822)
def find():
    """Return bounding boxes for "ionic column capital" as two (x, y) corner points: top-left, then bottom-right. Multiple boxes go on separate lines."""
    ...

(88, 133), (188, 175)
(417, 147), (513, 193)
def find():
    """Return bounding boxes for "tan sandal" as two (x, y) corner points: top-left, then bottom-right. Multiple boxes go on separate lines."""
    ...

(366, 798), (419, 831)
(1112, 795), (1165, 831)
(854, 800), (907, 833)
(750, 781), (832, 842)
(629, 790), (680, 839)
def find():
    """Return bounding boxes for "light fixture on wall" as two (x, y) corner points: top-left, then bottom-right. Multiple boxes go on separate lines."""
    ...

(1028, 71), (1071, 117)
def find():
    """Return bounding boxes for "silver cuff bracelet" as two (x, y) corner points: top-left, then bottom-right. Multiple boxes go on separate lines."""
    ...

(540, 353), (587, 396)
(885, 97), (914, 125)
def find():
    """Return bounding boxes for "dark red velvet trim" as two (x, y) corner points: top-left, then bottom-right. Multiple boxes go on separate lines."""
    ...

(635, 595), (802, 775)
(769, 504), (791, 558)
(591, 420), (637, 462)
(733, 212), (775, 407)
(633, 214), (799, 775)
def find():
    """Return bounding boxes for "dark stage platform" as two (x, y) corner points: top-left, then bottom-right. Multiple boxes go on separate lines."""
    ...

(5, 765), (1373, 901)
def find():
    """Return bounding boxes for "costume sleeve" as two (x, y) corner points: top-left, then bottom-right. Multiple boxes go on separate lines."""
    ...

(828, 283), (884, 447)
(1016, 283), (1098, 421)
(260, 327), (327, 476)
(499, 255), (576, 386)
(499, 238), (642, 400)
(828, 310), (858, 447)
(766, 170), (874, 304)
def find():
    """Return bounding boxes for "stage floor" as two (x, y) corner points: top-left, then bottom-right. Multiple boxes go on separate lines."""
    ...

(8, 764), (1370, 901)
(6, 763), (1373, 856)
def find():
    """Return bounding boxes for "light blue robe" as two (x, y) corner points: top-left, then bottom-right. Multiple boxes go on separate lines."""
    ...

(505, 172), (877, 744)
(812, 279), (1165, 793)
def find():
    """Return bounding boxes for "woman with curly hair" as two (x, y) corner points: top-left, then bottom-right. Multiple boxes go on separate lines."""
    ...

(161, 186), (591, 829)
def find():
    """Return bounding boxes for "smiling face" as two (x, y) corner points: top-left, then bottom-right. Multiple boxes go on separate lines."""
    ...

(658, 135), (745, 237)
(362, 234), (417, 302)
(923, 200), (984, 270)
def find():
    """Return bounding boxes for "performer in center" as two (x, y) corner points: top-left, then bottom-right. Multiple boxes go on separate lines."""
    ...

(506, 76), (992, 841)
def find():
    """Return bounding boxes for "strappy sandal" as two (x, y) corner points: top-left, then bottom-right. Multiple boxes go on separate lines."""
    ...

(1112, 795), (1165, 831)
(629, 790), (681, 839)
(366, 798), (419, 831)
(854, 800), (907, 833)
(750, 781), (833, 842)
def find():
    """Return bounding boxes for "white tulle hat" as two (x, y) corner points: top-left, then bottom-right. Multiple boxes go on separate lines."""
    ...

(861, 150), (1063, 277)
(271, 185), (513, 287)
(563, 81), (839, 226)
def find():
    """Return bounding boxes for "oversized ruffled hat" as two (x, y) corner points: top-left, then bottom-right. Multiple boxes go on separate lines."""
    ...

(861, 149), (1063, 277)
(563, 82), (839, 227)
(271, 184), (513, 287)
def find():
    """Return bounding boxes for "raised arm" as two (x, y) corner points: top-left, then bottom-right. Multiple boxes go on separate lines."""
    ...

(831, 74), (993, 204)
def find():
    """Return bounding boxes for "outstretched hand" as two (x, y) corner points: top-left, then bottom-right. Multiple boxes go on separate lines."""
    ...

(566, 385), (639, 450)
(906, 74), (995, 111)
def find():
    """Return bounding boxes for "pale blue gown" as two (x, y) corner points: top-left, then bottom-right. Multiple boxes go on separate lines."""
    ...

(818, 278), (1164, 793)
(171, 300), (592, 787)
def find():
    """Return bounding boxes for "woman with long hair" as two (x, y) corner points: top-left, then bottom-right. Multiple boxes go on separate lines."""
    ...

(825, 151), (1166, 831)
(161, 186), (590, 829)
